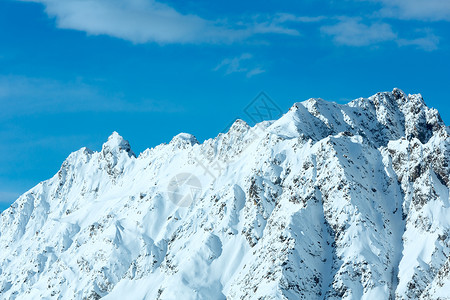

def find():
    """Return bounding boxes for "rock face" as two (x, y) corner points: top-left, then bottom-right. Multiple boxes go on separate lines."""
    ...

(1, 89), (450, 299)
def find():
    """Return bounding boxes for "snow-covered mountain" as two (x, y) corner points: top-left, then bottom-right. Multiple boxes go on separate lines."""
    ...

(1, 89), (450, 299)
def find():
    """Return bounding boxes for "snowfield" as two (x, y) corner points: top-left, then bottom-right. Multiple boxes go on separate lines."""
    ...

(1, 89), (450, 299)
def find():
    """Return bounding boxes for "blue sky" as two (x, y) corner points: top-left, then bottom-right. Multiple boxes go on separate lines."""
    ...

(0, 0), (449, 210)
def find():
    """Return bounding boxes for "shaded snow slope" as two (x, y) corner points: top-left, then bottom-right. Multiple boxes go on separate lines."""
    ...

(1, 89), (449, 299)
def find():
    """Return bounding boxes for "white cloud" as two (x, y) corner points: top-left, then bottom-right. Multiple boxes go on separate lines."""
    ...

(274, 13), (327, 23)
(214, 54), (252, 74)
(321, 18), (397, 46)
(246, 67), (266, 78)
(358, 0), (450, 21)
(20, 0), (301, 44)
(214, 54), (265, 78)
(397, 30), (440, 51)
(375, 0), (450, 21)
(320, 17), (441, 51)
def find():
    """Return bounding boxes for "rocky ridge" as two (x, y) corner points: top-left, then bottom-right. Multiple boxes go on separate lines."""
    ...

(0, 89), (449, 299)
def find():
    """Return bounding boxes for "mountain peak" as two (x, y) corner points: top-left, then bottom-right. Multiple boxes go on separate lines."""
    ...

(169, 133), (199, 148)
(227, 119), (250, 134)
(101, 131), (135, 157)
(1, 90), (450, 299)
(372, 88), (424, 107)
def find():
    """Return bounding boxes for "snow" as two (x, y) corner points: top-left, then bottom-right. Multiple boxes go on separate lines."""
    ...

(102, 131), (135, 157)
(169, 133), (199, 149)
(1, 89), (450, 299)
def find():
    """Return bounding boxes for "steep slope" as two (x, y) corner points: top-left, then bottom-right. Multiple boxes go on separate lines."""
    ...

(0, 89), (449, 299)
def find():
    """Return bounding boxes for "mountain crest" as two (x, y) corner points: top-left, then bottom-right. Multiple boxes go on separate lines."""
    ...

(169, 133), (199, 149)
(1, 90), (449, 299)
(101, 131), (135, 158)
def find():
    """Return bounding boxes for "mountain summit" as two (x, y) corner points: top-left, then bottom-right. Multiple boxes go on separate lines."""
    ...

(1, 89), (449, 299)
(102, 131), (135, 158)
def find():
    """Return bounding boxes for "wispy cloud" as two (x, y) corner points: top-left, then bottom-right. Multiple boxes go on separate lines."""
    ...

(246, 67), (266, 78)
(214, 54), (265, 78)
(370, 0), (450, 21)
(20, 0), (301, 44)
(321, 18), (397, 47)
(397, 29), (440, 51)
(0, 75), (183, 119)
(320, 17), (440, 51)
(273, 13), (327, 23)
(18, 0), (445, 52)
